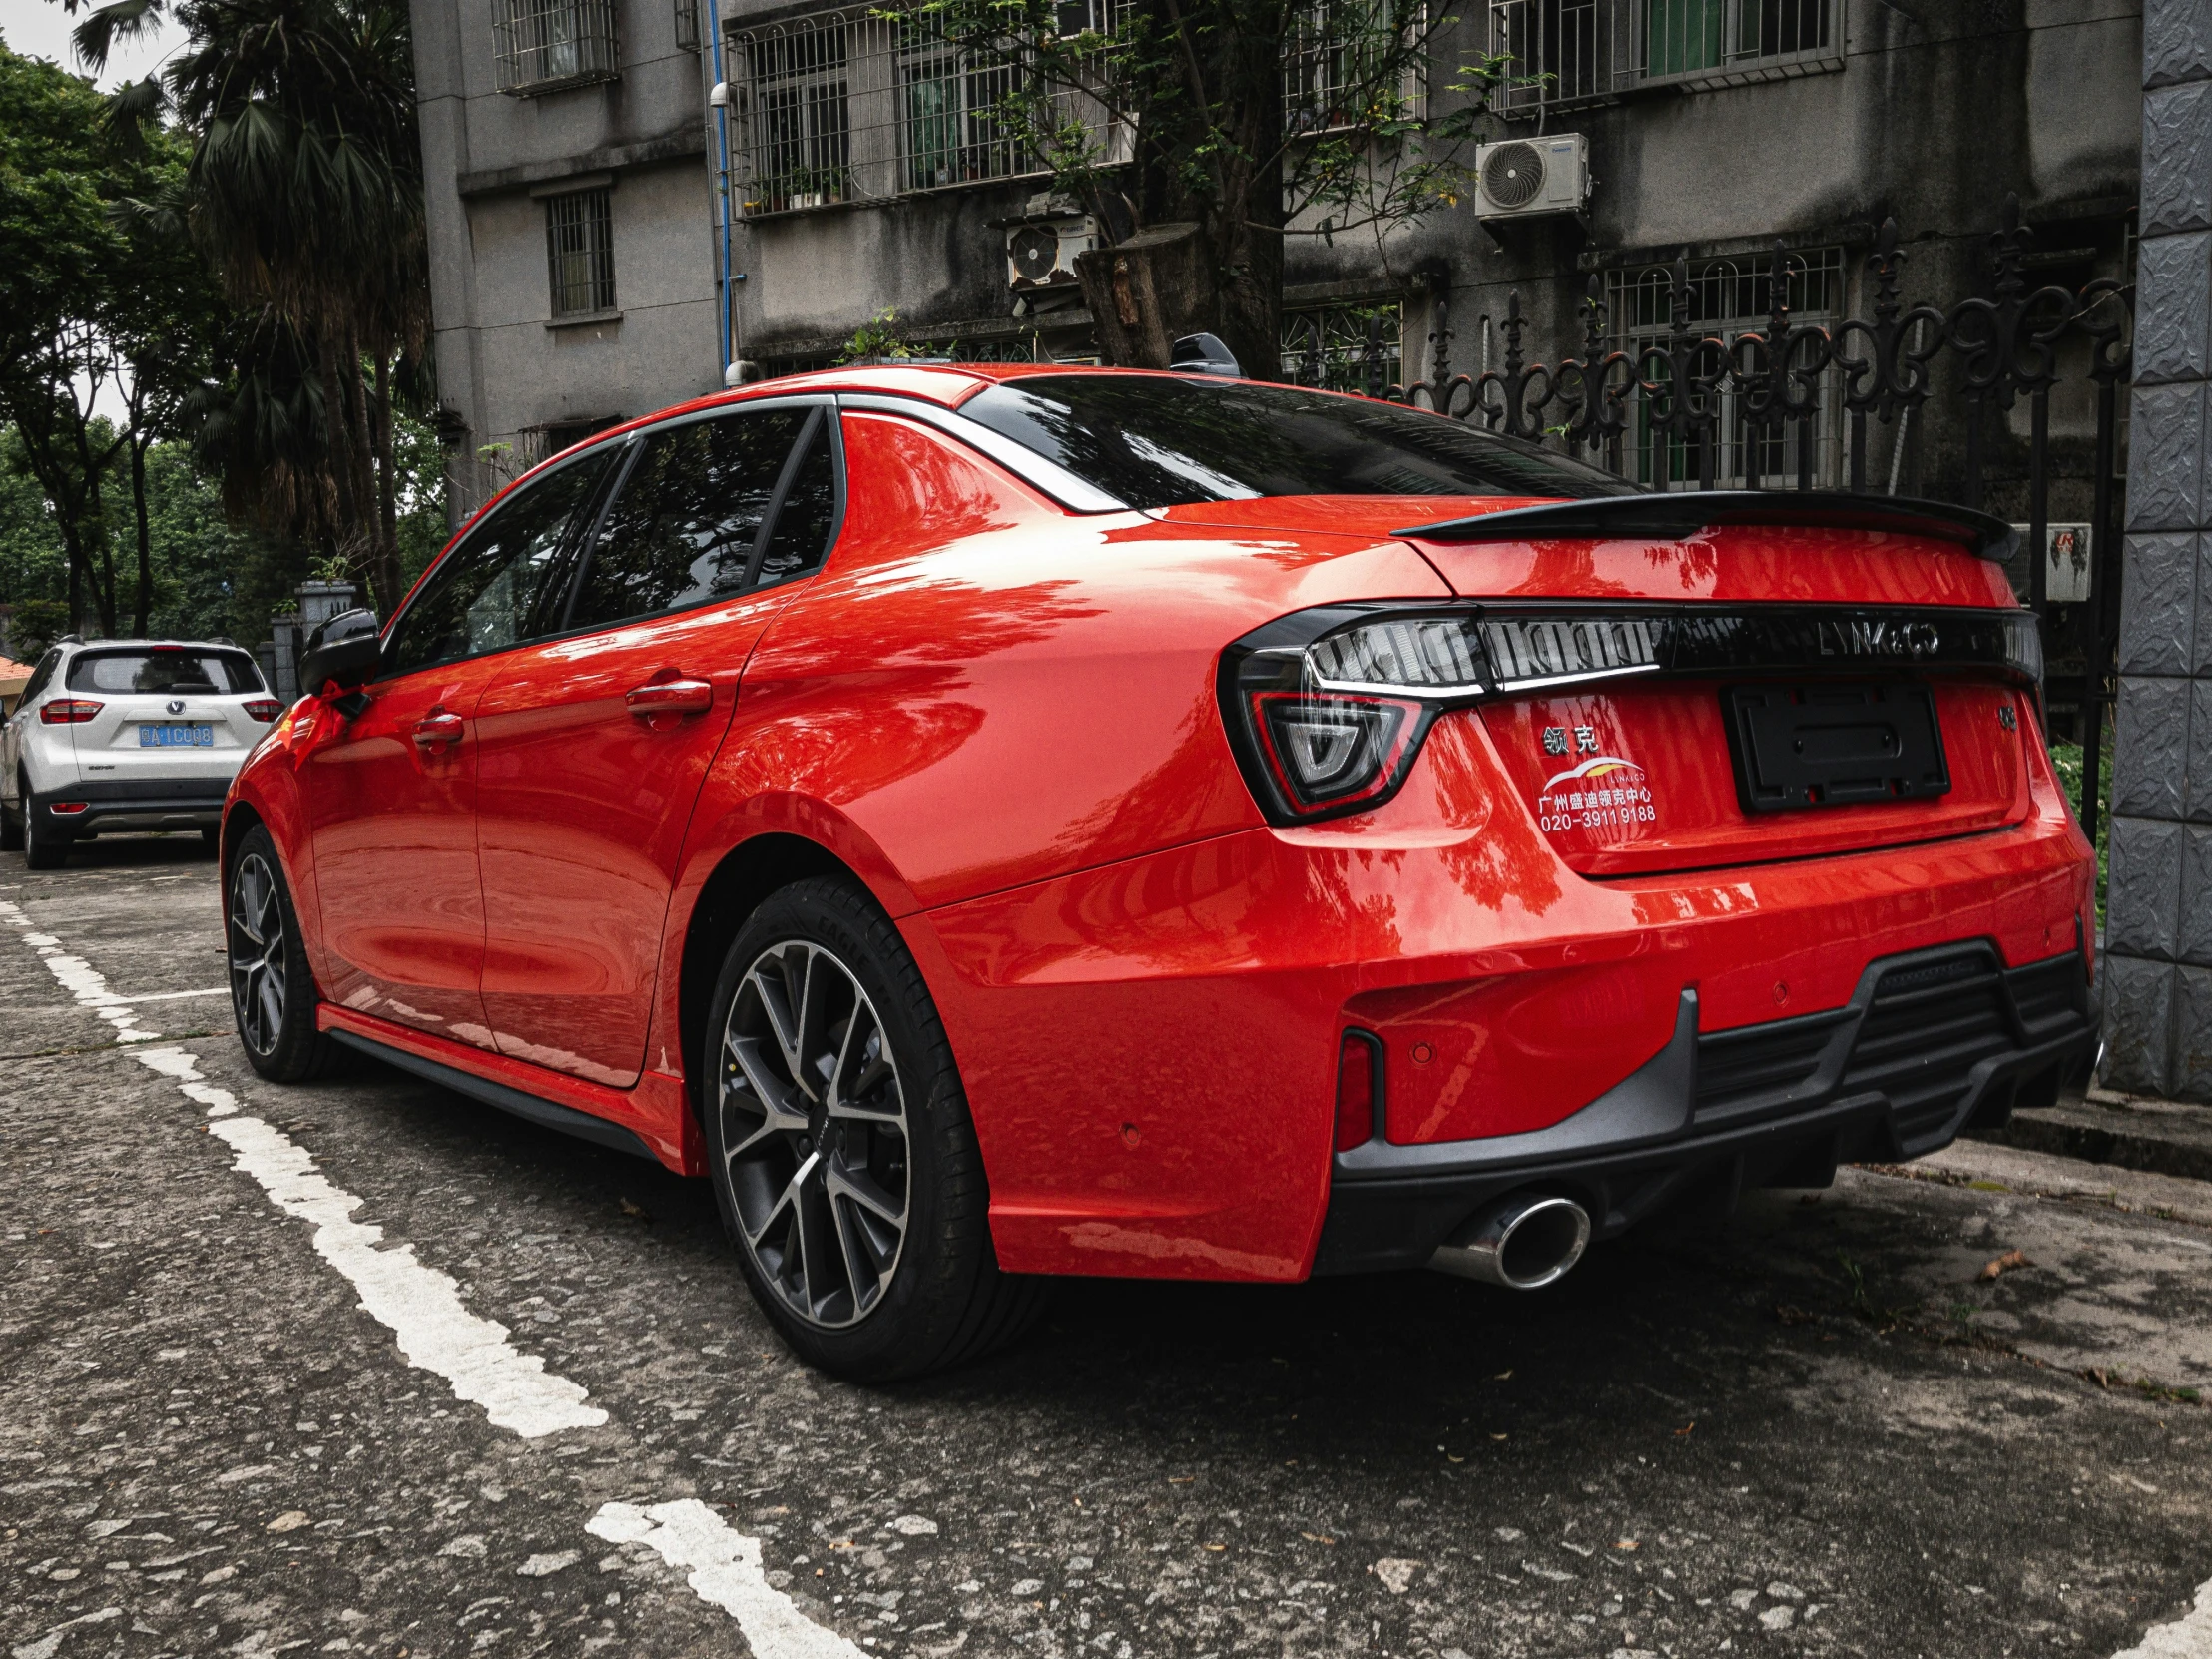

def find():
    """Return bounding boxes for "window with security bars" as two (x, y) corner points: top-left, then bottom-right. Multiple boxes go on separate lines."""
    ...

(494, 0), (619, 92)
(545, 189), (616, 316)
(1285, 0), (1426, 135)
(726, 9), (1123, 215)
(898, 32), (1027, 191)
(674, 0), (700, 51)
(1281, 302), (1403, 394)
(1487, 0), (1832, 115)
(1603, 248), (1846, 488)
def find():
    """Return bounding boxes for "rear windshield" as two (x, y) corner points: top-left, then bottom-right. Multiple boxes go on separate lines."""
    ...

(957, 375), (1641, 509)
(67, 648), (266, 695)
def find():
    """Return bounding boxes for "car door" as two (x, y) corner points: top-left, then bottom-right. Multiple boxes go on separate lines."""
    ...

(473, 398), (838, 1086)
(300, 444), (619, 1046)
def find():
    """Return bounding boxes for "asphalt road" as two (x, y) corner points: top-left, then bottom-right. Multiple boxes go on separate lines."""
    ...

(4, 837), (2211, 1659)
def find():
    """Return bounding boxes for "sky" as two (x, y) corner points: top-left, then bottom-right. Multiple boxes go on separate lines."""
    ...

(4, 0), (195, 418)
(3, 0), (191, 90)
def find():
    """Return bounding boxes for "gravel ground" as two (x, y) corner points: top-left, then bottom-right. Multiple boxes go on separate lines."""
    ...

(3, 835), (2209, 1659)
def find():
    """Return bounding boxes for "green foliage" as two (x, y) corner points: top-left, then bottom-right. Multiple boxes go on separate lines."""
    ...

(2050, 737), (2113, 923)
(837, 309), (917, 365)
(7, 599), (70, 659)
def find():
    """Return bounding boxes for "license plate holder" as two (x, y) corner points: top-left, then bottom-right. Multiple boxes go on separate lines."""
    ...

(1724, 680), (1949, 813)
(139, 723), (214, 749)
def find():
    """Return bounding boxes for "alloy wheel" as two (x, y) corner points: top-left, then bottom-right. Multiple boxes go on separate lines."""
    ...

(718, 939), (910, 1329)
(229, 851), (287, 1056)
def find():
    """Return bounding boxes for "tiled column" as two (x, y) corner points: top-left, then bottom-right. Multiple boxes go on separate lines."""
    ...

(2105, 0), (2212, 1100)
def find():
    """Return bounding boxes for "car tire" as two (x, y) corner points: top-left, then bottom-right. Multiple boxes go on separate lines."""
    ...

(227, 825), (337, 1083)
(703, 876), (1046, 1381)
(0, 793), (20, 853)
(22, 790), (68, 870)
(201, 827), (221, 855)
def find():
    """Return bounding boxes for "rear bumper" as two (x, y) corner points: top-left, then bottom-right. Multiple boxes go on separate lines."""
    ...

(32, 778), (229, 836)
(1313, 941), (2099, 1275)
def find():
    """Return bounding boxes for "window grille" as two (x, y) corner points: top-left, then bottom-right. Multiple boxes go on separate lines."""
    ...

(675, 0), (701, 51)
(1487, 0), (1832, 115)
(727, 10), (1124, 216)
(1603, 248), (1846, 487)
(545, 189), (617, 316)
(494, 0), (619, 92)
(1282, 302), (1403, 394)
(1285, 1), (1426, 136)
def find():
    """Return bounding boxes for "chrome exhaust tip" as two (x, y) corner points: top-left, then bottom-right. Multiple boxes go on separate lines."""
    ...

(1429, 1193), (1592, 1291)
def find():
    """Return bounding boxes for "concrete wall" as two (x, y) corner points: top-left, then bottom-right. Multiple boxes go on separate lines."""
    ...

(413, 0), (725, 513)
(2101, 0), (2212, 1102)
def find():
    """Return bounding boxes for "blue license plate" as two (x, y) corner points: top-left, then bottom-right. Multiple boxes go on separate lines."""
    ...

(139, 723), (214, 748)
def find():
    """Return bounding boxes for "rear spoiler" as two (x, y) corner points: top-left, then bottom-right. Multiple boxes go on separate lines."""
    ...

(1394, 490), (2020, 564)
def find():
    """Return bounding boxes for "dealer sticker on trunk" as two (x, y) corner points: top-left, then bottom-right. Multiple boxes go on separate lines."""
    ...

(1536, 725), (1655, 833)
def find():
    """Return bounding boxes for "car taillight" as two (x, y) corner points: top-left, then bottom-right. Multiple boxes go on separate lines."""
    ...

(243, 699), (283, 722)
(39, 699), (103, 725)
(1218, 601), (2047, 825)
(1335, 1032), (1381, 1152)
(1219, 609), (1486, 822)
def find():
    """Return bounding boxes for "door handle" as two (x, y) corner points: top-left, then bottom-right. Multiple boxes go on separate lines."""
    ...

(625, 677), (715, 719)
(412, 710), (465, 752)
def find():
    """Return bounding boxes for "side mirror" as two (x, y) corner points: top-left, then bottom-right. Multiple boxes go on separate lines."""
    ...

(298, 608), (382, 696)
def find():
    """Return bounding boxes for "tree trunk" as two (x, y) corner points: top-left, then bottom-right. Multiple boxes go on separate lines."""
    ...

(1075, 223), (1213, 367)
(339, 339), (380, 600)
(320, 338), (360, 570)
(130, 431), (154, 638)
(369, 352), (402, 614)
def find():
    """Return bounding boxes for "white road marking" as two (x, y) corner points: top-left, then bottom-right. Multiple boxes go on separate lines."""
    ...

(3, 896), (865, 1655)
(3, 906), (165, 1043)
(588, 1501), (867, 1659)
(2115, 1578), (2212, 1659)
(111, 985), (231, 1004)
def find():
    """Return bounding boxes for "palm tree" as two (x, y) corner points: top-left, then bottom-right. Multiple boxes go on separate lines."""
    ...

(75, 0), (431, 614)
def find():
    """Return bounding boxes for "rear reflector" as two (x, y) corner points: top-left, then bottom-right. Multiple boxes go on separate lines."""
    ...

(50, 802), (88, 815)
(243, 699), (284, 722)
(1335, 1032), (1381, 1152)
(39, 699), (103, 725)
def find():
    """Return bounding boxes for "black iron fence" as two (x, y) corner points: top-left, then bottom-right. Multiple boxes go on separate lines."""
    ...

(1380, 198), (2133, 842)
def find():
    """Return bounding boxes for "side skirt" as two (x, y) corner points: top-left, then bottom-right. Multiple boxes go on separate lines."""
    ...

(328, 1028), (660, 1163)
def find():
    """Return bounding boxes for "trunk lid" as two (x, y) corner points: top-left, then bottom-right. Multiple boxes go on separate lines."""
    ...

(1393, 510), (2035, 876)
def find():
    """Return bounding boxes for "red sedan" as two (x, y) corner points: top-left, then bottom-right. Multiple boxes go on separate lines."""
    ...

(223, 365), (2098, 1379)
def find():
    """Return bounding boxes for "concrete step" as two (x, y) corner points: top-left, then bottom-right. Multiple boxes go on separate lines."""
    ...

(1966, 1087), (2212, 1184)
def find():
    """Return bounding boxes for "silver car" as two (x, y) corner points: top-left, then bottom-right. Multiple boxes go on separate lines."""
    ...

(0, 638), (283, 868)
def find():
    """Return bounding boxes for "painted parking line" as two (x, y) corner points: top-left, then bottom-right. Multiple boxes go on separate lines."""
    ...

(2116, 1579), (2212, 1659)
(0, 898), (865, 1656)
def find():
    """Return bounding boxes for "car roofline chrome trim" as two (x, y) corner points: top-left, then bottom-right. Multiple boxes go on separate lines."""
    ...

(834, 393), (1131, 514)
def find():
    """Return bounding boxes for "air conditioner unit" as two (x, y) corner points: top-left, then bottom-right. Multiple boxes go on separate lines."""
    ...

(1006, 215), (1099, 292)
(1474, 134), (1591, 220)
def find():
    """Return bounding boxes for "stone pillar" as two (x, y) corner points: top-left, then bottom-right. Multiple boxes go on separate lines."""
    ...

(2104, 0), (2212, 1101)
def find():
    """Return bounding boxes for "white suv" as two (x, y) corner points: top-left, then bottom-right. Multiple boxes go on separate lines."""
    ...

(1, 639), (283, 868)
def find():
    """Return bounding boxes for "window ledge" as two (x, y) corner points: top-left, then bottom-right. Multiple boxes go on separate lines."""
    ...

(499, 70), (621, 98)
(546, 309), (624, 330)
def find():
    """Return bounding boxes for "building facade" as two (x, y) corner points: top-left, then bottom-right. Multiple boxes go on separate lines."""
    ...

(414, 0), (2143, 525)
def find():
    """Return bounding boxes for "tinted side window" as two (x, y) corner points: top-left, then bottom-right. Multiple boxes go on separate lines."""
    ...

(755, 413), (838, 586)
(21, 650), (61, 703)
(385, 447), (617, 678)
(568, 408), (807, 632)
